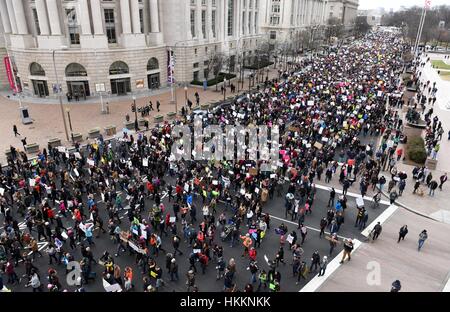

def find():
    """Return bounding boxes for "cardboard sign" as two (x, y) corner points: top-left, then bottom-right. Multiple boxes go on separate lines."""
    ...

(143, 158), (148, 167)
(249, 168), (258, 176)
(314, 142), (323, 149)
(74, 152), (82, 159)
(87, 159), (95, 166)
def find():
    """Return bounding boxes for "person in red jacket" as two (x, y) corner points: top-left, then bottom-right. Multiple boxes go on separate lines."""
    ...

(249, 247), (257, 262)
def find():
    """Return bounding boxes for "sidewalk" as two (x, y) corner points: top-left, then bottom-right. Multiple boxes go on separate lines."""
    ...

(317, 207), (450, 292)
(0, 67), (281, 165)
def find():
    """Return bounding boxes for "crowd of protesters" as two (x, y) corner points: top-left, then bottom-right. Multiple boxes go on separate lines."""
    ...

(0, 29), (437, 293)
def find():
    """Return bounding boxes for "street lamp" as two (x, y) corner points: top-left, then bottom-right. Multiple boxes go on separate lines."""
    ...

(52, 46), (70, 142)
(66, 108), (73, 142)
(223, 78), (227, 101)
(133, 96), (139, 131)
(184, 86), (188, 107)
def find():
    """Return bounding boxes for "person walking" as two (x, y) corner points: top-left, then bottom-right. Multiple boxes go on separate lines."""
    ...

(418, 230), (428, 251)
(309, 251), (321, 273)
(13, 125), (20, 137)
(398, 225), (408, 243)
(371, 222), (382, 241)
(391, 280), (401, 292)
(340, 239), (354, 263)
(319, 217), (327, 238)
(327, 188), (336, 208)
(318, 256), (328, 277)
(439, 173), (448, 190)
(428, 180), (438, 196)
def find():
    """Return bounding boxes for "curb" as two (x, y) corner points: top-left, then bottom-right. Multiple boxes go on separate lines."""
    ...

(378, 187), (440, 222)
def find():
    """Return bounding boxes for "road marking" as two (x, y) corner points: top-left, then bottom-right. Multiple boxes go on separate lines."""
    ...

(361, 204), (399, 237)
(314, 183), (391, 206)
(299, 238), (363, 292)
(269, 215), (349, 240)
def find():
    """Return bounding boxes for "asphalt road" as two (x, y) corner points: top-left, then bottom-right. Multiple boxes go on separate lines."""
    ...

(2, 179), (388, 292)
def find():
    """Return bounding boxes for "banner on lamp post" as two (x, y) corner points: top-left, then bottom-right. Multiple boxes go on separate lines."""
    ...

(4, 56), (17, 92)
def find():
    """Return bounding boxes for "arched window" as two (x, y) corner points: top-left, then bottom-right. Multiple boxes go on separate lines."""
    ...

(65, 63), (88, 77)
(109, 61), (129, 75)
(30, 62), (46, 76)
(147, 57), (159, 71)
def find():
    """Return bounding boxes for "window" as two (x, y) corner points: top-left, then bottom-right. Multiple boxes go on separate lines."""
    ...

(227, 0), (234, 36)
(248, 12), (252, 33)
(202, 10), (206, 38)
(254, 12), (258, 33)
(270, 31), (276, 40)
(190, 0), (196, 5)
(190, 9), (196, 37)
(104, 9), (117, 43)
(202, 0), (206, 5)
(249, 0), (253, 9)
(244, 0), (247, 8)
(66, 9), (80, 44)
(255, 0), (258, 9)
(270, 16), (280, 25)
(211, 10), (216, 37)
(194, 48), (197, 55)
(109, 61), (129, 75)
(193, 71), (199, 81)
(32, 9), (40, 35)
(242, 12), (245, 34)
(30, 62), (45, 76)
(65, 63), (88, 77)
(272, 4), (280, 13)
(139, 9), (144, 34)
(147, 58), (159, 71)
(205, 47), (208, 53)
(193, 62), (199, 68)
(212, 0), (216, 6)
(204, 69), (209, 79)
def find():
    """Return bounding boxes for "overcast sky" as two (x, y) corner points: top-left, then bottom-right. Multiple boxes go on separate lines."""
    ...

(359, 0), (449, 11)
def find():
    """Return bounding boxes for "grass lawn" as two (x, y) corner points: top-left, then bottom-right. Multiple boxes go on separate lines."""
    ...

(432, 60), (450, 70)
(439, 71), (450, 81)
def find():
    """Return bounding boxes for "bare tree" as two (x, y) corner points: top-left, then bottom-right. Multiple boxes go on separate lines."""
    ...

(204, 51), (225, 91)
(325, 17), (345, 44)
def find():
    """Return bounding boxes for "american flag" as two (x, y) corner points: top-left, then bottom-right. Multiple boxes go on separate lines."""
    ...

(424, 0), (431, 10)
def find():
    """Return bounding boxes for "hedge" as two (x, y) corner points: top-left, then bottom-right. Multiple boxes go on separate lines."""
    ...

(407, 136), (427, 164)
(243, 61), (274, 70)
(191, 73), (237, 86)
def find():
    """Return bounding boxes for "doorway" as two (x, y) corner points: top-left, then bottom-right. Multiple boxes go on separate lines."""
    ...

(67, 81), (90, 100)
(147, 73), (160, 89)
(32, 80), (49, 97)
(111, 78), (131, 95)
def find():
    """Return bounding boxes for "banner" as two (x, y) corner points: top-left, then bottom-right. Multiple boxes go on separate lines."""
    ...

(4, 56), (17, 92)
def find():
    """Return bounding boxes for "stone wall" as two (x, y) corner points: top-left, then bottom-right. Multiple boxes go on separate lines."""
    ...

(10, 46), (168, 97)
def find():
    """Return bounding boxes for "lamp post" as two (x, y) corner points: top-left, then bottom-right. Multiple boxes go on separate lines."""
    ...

(133, 96), (139, 131)
(223, 78), (227, 101)
(184, 86), (188, 107)
(52, 47), (70, 142)
(66, 108), (73, 142)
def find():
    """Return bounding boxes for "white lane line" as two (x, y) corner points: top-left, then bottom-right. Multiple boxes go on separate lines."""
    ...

(269, 215), (349, 240)
(442, 273), (450, 292)
(361, 204), (399, 237)
(314, 183), (391, 206)
(299, 238), (363, 292)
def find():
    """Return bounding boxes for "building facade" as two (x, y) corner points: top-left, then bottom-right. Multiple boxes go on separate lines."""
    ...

(162, 0), (262, 84)
(324, 0), (359, 30)
(259, 0), (328, 49)
(0, 0), (166, 98)
(0, 0), (355, 99)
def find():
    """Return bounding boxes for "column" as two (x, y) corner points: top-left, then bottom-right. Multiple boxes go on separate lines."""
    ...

(47, 0), (62, 35)
(130, 0), (141, 34)
(120, 0), (132, 34)
(79, 0), (92, 35)
(0, 0), (12, 34)
(149, 0), (160, 32)
(207, 0), (213, 39)
(196, 0), (202, 39)
(91, 0), (104, 35)
(11, 0), (28, 34)
(35, 0), (50, 35)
